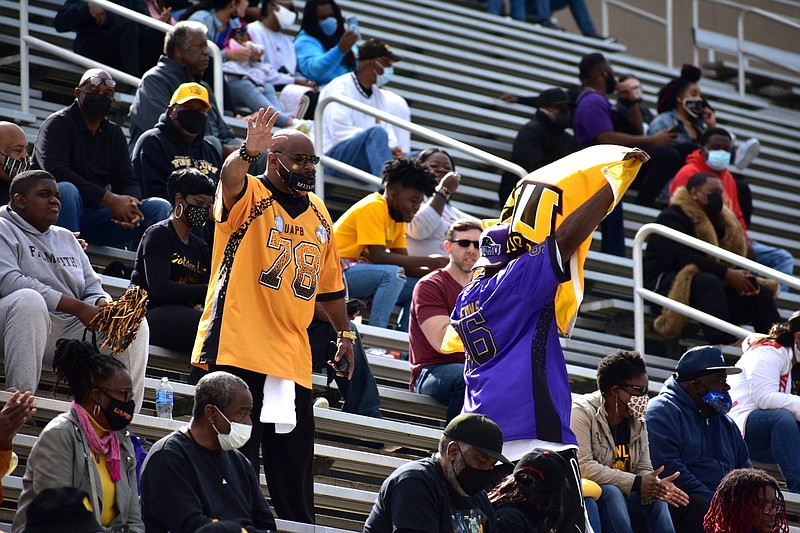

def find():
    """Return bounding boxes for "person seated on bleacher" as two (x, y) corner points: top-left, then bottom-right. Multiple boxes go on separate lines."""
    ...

(407, 149), (478, 257)
(528, 0), (611, 40)
(498, 88), (580, 204)
(364, 413), (509, 533)
(319, 38), (412, 181)
(185, 0), (246, 46)
(0, 390), (36, 504)
(571, 350), (686, 533)
(247, 0), (319, 119)
(644, 172), (781, 345)
(488, 449), (570, 532)
(703, 468), (789, 533)
(34, 68), (171, 248)
(24, 487), (105, 533)
(645, 346), (752, 533)
(140, 371), (277, 532)
(574, 53), (682, 211)
(294, 0), (357, 87)
(0, 121), (31, 206)
(409, 218), (481, 422)
(130, 168), (213, 356)
(132, 83), (222, 201)
(611, 75), (655, 137)
(13, 339), (143, 533)
(129, 22), (242, 157)
(670, 128), (793, 288)
(0, 170), (149, 412)
(728, 311), (800, 494)
(333, 158), (447, 331)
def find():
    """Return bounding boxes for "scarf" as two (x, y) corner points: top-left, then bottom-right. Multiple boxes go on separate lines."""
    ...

(72, 402), (122, 482)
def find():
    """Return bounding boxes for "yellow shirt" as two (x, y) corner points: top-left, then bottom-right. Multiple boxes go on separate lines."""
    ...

(88, 414), (118, 526)
(333, 192), (406, 259)
(193, 176), (345, 388)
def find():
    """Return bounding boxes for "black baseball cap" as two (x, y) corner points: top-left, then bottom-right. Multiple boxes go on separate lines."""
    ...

(358, 38), (402, 62)
(514, 449), (568, 493)
(536, 88), (572, 108)
(26, 487), (104, 533)
(444, 413), (512, 465)
(674, 345), (741, 382)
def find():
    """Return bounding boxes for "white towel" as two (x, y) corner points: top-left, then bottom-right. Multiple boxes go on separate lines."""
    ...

(260, 375), (296, 434)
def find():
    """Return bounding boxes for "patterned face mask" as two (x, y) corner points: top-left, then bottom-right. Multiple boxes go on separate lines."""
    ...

(700, 389), (732, 416)
(626, 393), (649, 419)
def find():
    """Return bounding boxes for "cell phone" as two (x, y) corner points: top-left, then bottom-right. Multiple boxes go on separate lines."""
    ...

(345, 15), (359, 35)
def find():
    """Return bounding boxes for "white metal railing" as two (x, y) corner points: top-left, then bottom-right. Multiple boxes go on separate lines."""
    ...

(633, 223), (800, 354)
(599, 0), (674, 69)
(692, 0), (800, 97)
(19, 0), (224, 112)
(313, 94), (528, 201)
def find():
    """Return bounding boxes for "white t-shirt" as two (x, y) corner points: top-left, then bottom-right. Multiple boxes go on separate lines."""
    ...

(247, 20), (297, 87)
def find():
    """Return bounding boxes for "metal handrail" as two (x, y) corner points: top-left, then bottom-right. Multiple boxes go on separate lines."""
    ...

(313, 94), (528, 201)
(19, 0), (224, 112)
(599, 0), (674, 69)
(692, 0), (800, 97)
(632, 223), (800, 354)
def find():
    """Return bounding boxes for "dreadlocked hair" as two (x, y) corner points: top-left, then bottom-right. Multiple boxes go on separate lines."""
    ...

(704, 468), (789, 533)
(488, 473), (563, 532)
(52, 339), (128, 404)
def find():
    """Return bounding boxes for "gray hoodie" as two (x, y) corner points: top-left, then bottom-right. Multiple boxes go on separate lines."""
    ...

(0, 205), (107, 314)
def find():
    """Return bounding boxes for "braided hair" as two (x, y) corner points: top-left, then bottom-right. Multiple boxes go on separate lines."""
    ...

(52, 339), (128, 404)
(488, 467), (565, 531)
(704, 468), (789, 533)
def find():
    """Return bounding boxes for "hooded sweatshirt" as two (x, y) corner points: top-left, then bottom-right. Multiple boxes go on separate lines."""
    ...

(131, 112), (221, 201)
(0, 205), (107, 314)
(645, 376), (751, 499)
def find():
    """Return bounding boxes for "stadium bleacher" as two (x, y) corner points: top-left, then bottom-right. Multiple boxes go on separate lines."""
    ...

(0, 0), (799, 529)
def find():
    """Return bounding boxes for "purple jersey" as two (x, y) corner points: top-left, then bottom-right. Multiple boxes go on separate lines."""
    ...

(451, 237), (577, 445)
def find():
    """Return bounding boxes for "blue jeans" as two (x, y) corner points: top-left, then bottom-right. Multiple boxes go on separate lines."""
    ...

(597, 485), (675, 533)
(344, 263), (417, 331)
(56, 182), (171, 247)
(751, 240), (793, 291)
(527, 0), (597, 34)
(745, 408), (800, 493)
(486, 0), (526, 20)
(413, 362), (465, 422)
(326, 126), (393, 179)
(585, 497), (602, 533)
(227, 77), (291, 126)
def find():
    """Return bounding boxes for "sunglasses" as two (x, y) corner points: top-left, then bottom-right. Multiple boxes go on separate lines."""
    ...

(450, 239), (480, 249)
(273, 151), (320, 165)
(98, 387), (133, 403)
(82, 76), (117, 89)
(620, 384), (648, 396)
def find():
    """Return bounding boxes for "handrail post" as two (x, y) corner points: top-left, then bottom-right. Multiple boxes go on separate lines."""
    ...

(313, 96), (326, 201)
(20, 0), (30, 114)
(665, 0), (674, 70)
(737, 10), (747, 98)
(633, 226), (647, 355)
(691, 0), (700, 67)
(601, 0), (609, 39)
(208, 42), (224, 110)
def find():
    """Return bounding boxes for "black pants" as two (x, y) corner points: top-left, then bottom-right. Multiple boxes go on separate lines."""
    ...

(632, 144), (682, 207)
(148, 305), (202, 354)
(210, 364), (316, 524)
(669, 493), (708, 533)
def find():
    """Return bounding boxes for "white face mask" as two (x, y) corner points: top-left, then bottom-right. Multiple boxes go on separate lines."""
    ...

(275, 4), (297, 29)
(212, 406), (252, 451)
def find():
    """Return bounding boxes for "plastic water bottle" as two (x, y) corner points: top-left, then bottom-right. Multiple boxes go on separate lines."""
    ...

(155, 377), (174, 420)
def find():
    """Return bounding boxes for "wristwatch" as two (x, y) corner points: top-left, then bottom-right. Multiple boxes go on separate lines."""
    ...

(337, 330), (357, 342)
(435, 184), (452, 200)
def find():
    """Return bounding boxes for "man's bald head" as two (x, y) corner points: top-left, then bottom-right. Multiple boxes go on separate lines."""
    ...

(78, 68), (112, 87)
(0, 121), (30, 181)
(270, 129), (315, 154)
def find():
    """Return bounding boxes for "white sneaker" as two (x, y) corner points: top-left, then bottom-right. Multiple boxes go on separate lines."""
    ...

(734, 138), (760, 170)
(313, 397), (329, 409)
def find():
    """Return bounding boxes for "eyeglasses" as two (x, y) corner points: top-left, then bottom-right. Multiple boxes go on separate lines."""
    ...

(620, 384), (648, 396)
(98, 387), (133, 403)
(82, 76), (117, 89)
(450, 239), (480, 249)
(273, 151), (320, 165)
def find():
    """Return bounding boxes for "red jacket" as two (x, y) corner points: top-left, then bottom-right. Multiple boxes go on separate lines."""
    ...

(670, 149), (747, 233)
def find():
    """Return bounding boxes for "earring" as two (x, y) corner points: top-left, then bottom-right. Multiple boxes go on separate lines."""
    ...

(174, 202), (184, 219)
(93, 403), (100, 418)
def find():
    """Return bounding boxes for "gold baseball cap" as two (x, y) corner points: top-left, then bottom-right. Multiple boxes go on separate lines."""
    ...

(169, 82), (211, 108)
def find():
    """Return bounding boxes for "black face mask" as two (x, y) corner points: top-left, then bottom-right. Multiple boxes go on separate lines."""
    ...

(453, 448), (493, 496)
(705, 192), (724, 216)
(277, 157), (315, 196)
(102, 398), (135, 431)
(185, 203), (210, 229)
(0, 151), (30, 179)
(81, 93), (113, 121)
(175, 109), (208, 135)
(553, 110), (572, 130)
(605, 73), (618, 95)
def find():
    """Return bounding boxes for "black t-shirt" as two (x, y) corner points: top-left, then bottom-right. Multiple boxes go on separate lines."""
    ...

(364, 456), (497, 533)
(495, 506), (542, 533)
(610, 420), (632, 473)
(130, 219), (211, 308)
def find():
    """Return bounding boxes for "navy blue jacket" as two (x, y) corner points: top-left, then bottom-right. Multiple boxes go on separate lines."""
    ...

(645, 376), (751, 499)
